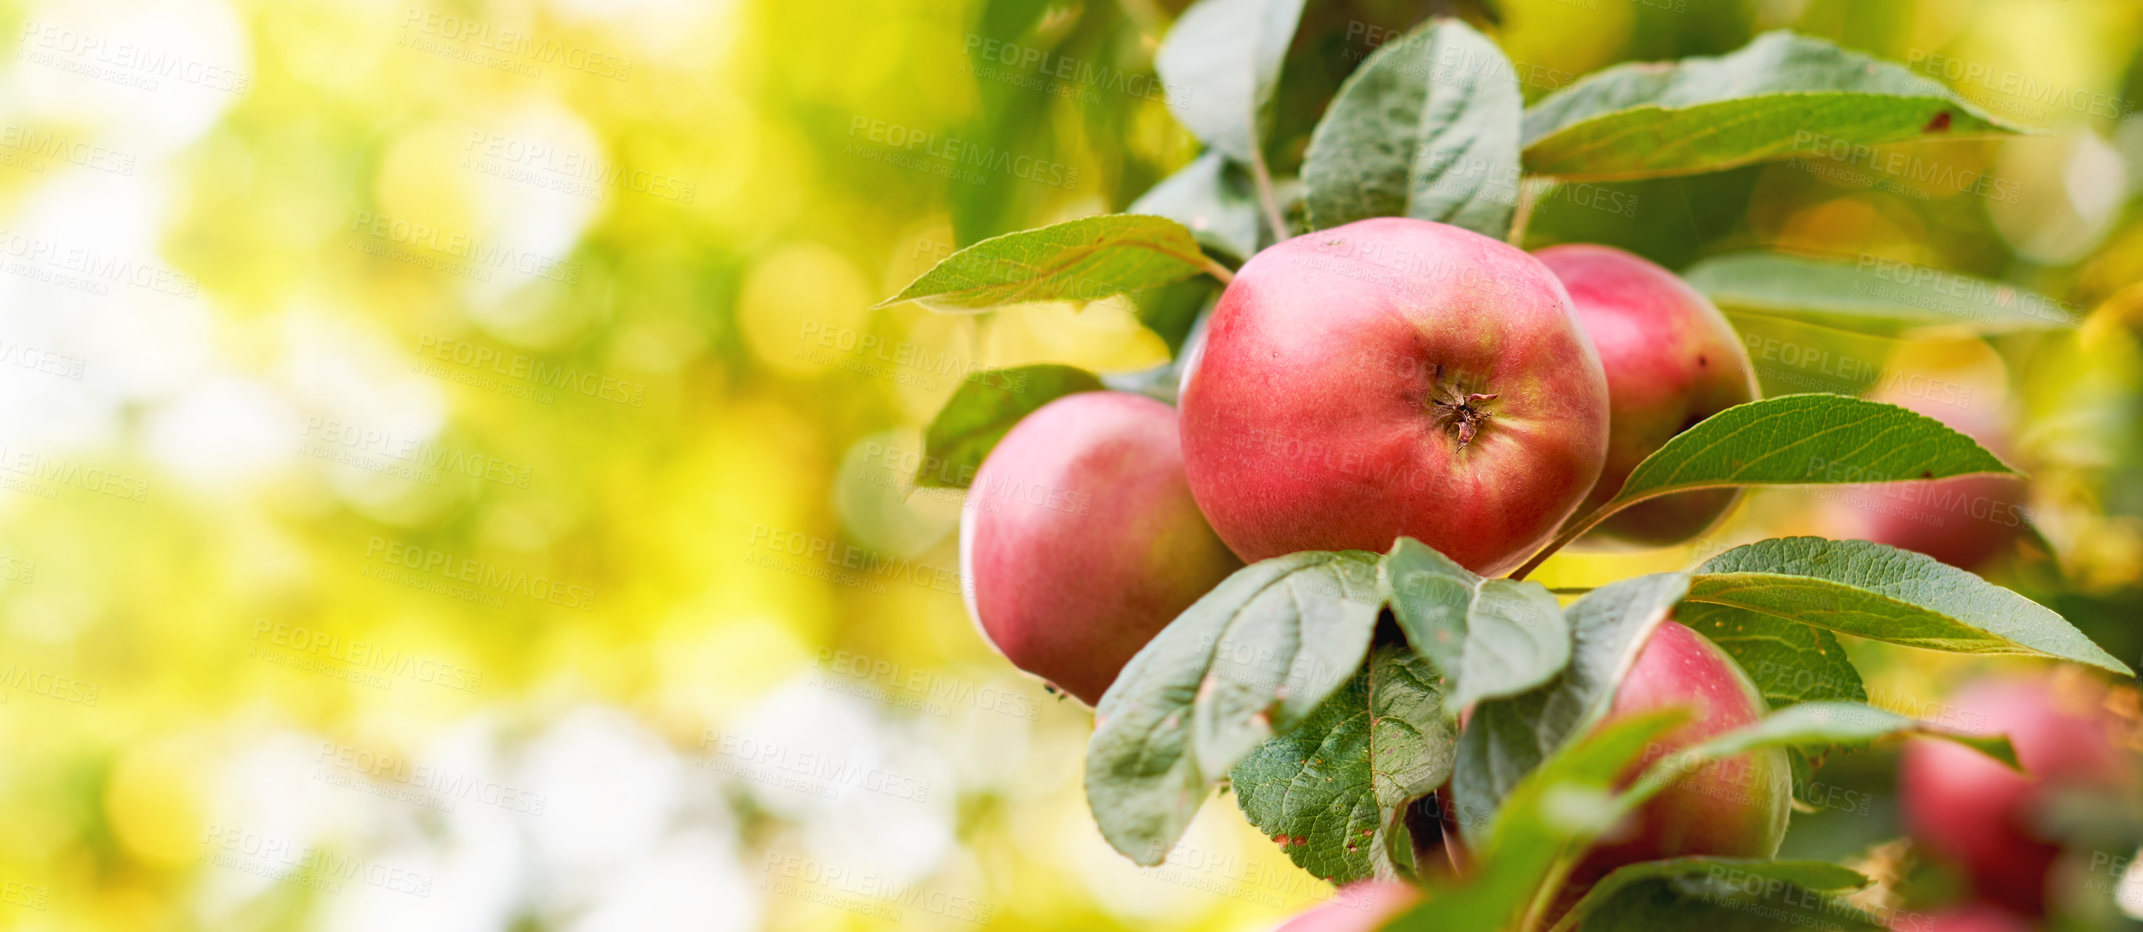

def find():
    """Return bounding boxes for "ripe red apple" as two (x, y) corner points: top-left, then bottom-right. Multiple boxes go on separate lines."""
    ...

(1274, 881), (1421, 932)
(960, 391), (1241, 705)
(1824, 387), (2024, 570)
(1534, 244), (1759, 547)
(1574, 620), (1790, 885)
(1905, 902), (2038, 932)
(1178, 217), (1610, 575)
(1899, 673), (2139, 914)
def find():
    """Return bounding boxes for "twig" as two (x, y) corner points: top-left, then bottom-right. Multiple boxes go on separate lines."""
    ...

(1247, 145), (1290, 244)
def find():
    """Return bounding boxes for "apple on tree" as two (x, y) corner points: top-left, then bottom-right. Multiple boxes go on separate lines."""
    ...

(1900, 672), (2140, 914)
(1573, 620), (1790, 884)
(959, 391), (1241, 706)
(1535, 244), (1760, 548)
(1179, 217), (1610, 575)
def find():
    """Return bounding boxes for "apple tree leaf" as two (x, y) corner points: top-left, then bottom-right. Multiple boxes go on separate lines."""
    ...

(1384, 709), (1691, 932)
(877, 215), (1217, 312)
(1155, 0), (1308, 164)
(1551, 858), (1880, 932)
(1689, 537), (2132, 675)
(1451, 573), (1688, 846)
(1676, 601), (1865, 804)
(1301, 17), (1522, 238)
(1129, 152), (1269, 264)
(1230, 646), (1455, 884)
(1522, 31), (2030, 182)
(1605, 394), (2016, 512)
(1085, 550), (1383, 864)
(914, 364), (1104, 489)
(1683, 251), (2080, 335)
(1383, 537), (1569, 715)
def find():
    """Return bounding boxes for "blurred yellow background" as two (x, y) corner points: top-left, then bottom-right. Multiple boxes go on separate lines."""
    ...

(3, 0), (2143, 929)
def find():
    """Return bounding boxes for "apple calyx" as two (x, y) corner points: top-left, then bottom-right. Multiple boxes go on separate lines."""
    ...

(1430, 383), (1499, 450)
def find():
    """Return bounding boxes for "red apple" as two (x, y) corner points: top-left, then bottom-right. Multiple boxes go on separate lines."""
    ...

(1534, 244), (1759, 547)
(1274, 881), (1421, 932)
(1905, 902), (2038, 932)
(1900, 673), (2138, 914)
(1179, 217), (1610, 575)
(1824, 387), (2024, 570)
(960, 391), (1241, 705)
(1574, 621), (1791, 885)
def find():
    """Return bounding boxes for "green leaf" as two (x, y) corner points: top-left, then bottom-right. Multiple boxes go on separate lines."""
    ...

(1689, 537), (2133, 675)
(1085, 551), (1383, 865)
(1230, 647), (1455, 884)
(1194, 553), (1385, 774)
(1301, 18), (1522, 238)
(1522, 31), (2029, 182)
(1154, 0), (1308, 164)
(1636, 702), (2020, 801)
(1128, 153), (1267, 264)
(1683, 252), (2080, 335)
(1677, 603), (1865, 711)
(1383, 538), (1569, 714)
(1452, 573), (1688, 845)
(1385, 709), (1691, 932)
(1607, 394), (2016, 511)
(1676, 602), (1864, 803)
(1552, 858), (1880, 932)
(876, 215), (1216, 312)
(914, 365), (1104, 489)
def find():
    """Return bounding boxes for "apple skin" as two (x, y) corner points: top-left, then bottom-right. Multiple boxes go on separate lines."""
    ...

(1274, 881), (1421, 932)
(1573, 620), (1791, 886)
(1825, 390), (2024, 570)
(1534, 244), (1759, 547)
(1179, 217), (1609, 575)
(1899, 674), (2138, 915)
(960, 391), (1242, 706)
(1905, 903), (2038, 932)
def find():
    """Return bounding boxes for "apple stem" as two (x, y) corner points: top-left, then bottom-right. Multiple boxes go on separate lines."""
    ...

(1246, 145), (1290, 247)
(1507, 505), (1616, 580)
(1507, 178), (1554, 247)
(1199, 255), (1236, 285)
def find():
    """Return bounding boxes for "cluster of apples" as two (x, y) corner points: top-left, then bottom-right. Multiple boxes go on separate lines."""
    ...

(962, 218), (1793, 879)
